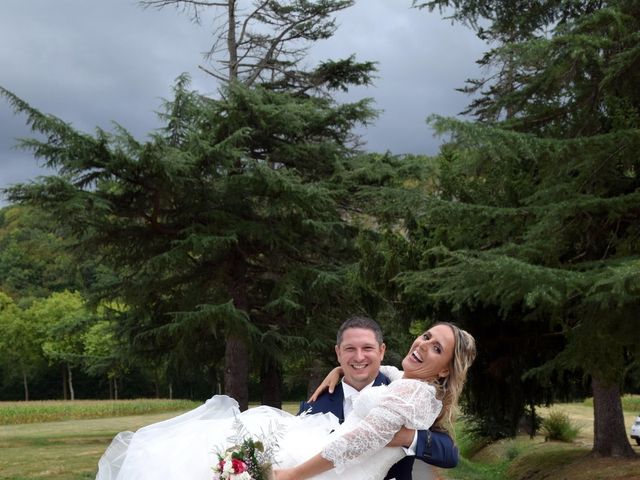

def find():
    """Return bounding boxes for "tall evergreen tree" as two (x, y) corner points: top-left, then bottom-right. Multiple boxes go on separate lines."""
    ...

(2, 0), (377, 408)
(1, 75), (373, 409)
(136, 0), (376, 406)
(400, 0), (640, 456)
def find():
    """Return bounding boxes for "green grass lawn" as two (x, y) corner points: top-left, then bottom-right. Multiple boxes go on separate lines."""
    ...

(437, 399), (640, 480)
(0, 399), (638, 480)
(0, 412), (180, 480)
(0, 401), (300, 480)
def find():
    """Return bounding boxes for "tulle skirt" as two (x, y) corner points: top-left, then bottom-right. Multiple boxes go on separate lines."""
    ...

(96, 395), (403, 480)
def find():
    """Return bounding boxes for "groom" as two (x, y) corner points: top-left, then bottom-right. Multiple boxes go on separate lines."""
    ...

(298, 316), (458, 480)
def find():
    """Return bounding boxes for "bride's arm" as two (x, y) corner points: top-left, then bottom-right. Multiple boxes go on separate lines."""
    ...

(273, 454), (333, 480)
(323, 380), (440, 470)
(307, 366), (343, 402)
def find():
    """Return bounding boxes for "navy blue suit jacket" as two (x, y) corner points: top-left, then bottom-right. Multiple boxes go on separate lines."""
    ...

(298, 372), (458, 479)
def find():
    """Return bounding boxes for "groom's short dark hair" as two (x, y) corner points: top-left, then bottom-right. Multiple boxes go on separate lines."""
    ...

(336, 315), (384, 345)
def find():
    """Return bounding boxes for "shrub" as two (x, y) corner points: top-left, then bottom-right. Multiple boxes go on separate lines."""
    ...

(455, 417), (491, 458)
(541, 411), (580, 442)
(505, 442), (522, 461)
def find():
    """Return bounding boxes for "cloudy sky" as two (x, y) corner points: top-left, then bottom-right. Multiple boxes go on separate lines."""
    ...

(0, 0), (486, 205)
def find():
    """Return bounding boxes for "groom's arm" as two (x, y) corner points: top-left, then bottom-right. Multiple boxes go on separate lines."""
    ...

(390, 428), (458, 469)
(415, 429), (458, 469)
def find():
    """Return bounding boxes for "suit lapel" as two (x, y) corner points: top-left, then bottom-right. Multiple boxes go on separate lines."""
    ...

(329, 383), (345, 423)
(373, 371), (391, 386)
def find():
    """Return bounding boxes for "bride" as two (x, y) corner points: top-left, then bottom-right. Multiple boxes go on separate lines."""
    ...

(96, 323), (476, 480)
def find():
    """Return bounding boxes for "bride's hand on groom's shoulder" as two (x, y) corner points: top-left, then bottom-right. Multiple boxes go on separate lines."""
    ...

(308, 367), (343, 402)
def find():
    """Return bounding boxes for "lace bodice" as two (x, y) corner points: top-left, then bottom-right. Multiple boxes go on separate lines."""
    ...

(321, 372), (441, 470)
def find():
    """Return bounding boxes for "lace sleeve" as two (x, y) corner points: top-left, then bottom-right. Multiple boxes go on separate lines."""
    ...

(378, 365), (403, 382)
(321, 380), (441, 469)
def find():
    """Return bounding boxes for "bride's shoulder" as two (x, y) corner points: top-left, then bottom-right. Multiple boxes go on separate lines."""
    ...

(378, 365), (403, 381)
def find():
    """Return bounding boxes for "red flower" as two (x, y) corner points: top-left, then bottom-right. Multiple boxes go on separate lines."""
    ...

(231, 458), (247, 474)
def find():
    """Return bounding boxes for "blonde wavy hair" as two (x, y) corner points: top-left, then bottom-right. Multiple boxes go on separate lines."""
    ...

(430, 322), (476, 433)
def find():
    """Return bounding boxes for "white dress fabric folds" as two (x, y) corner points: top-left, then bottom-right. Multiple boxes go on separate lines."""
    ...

(96, 367), (441, 480)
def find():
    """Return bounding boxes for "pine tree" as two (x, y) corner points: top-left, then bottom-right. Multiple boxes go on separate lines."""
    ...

(1, 0), (378, 407)
(1, 75), (374, 409)
(399, 1), (640, 456)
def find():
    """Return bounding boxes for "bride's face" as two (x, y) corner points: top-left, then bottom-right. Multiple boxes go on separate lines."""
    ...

(401, 324), (455, 382)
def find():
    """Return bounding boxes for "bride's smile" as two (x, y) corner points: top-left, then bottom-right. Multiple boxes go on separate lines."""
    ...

(401, 325), (455, 382)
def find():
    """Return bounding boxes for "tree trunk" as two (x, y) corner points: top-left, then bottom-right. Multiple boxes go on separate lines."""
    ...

(109, 376), (113, 400)
(67, 364), (75, 401)
(260, 357), (282, 408)
(169, 382), (173, 400)
(591, 376), (636, 457)
(224, 252), (250, 410)
(22, 368), (29, 401)
(227, 0), (238, 81)
(224, 333), (249, 410)
(62, 365), (69, 400)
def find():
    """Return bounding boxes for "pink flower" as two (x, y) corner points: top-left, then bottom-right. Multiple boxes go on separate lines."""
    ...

(231, 458), (247, 474)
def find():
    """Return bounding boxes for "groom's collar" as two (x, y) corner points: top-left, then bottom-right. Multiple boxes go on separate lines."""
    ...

(341, 379), (375, 398)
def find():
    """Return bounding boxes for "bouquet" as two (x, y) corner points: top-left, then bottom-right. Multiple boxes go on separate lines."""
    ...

(212, 418), (279, 480)
(213, 438), (272, 480)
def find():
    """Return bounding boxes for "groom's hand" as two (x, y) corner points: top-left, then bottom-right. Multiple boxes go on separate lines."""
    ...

(387, 426), (416, 448)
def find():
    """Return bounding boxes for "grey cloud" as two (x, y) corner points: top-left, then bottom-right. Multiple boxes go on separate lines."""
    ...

(1, 0), (486, 205)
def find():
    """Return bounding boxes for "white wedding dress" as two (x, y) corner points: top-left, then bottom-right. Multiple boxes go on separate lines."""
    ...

(96, 367), (441, 480)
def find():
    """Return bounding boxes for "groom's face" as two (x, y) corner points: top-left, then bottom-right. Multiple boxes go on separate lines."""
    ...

(335, 327), (386, 391)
